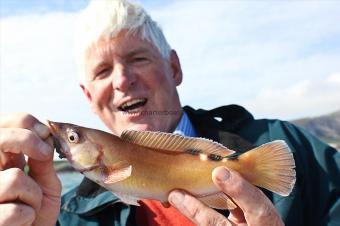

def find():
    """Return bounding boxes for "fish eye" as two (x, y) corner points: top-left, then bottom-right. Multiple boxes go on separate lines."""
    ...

(67, 130), (79, 143)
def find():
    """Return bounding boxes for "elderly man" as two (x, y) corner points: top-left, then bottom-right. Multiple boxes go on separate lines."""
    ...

(0, 0), (339, 226)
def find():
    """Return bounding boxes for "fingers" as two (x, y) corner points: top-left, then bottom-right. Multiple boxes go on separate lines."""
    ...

(0, 113), (61, 226)
(0, 203), (35, 226)
(0, 128), (53, 161)
(0, 168), (43, 212)
(0, 152), (25, 170)
(0, 113), (50, 139)
(27, 157), (62, 197)
(26, 144), (62, 224)
(212, 167), (284, 225)
(168, 190), (232, 226)
(0, 113), (53, 169)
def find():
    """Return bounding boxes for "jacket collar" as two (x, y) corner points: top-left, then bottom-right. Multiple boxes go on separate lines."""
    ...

(183, 104), (254, 133)
(184, 104), (255, 152)
(61, 178), (119, 215)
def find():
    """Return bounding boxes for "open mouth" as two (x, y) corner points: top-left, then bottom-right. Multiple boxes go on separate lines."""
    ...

(47, 120), (66, 159)
(118, 98), (147, 112)
(53, 136), (66, 159)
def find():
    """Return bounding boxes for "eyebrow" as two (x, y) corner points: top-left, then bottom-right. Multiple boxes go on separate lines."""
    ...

(92, 61), (108, 73)
(125, 47), (152, 58)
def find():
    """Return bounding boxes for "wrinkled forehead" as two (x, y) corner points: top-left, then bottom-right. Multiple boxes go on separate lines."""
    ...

(85, 31), (161, 62)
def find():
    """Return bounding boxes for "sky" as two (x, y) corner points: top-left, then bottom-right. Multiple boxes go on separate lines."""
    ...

(1, 0), (340, 135)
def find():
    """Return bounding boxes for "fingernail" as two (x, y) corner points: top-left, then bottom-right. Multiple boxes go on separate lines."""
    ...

(39, 141), (53, 157)
(46, 137), (54, 149)
(169, 191), (184, 206)
(215, 167), (230, 182)
(34, 123), (50, 139)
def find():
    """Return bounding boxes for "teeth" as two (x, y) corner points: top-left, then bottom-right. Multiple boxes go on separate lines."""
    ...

(121, 98), (146, 111)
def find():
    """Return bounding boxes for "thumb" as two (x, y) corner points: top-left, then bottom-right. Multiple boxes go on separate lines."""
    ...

(28, 156), (62, 226)
(28, 153), (61, 198)
(212, 167), (283, 225)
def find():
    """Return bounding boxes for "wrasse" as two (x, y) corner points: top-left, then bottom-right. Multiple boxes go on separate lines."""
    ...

(48, 121), (296, 209)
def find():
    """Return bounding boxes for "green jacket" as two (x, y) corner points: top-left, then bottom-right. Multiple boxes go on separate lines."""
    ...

(57, 105), (340, 226)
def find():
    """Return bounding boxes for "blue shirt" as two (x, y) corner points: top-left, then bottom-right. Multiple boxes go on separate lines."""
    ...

(173, 111), (197, 137)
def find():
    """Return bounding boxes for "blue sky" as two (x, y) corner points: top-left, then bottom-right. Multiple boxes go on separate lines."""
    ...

(0, 0), (89, 16)
(0, 0), (172, 17)
(1, 0), (340, 134)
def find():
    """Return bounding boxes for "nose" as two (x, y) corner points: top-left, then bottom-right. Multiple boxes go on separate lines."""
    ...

(112, 63), (136, 92)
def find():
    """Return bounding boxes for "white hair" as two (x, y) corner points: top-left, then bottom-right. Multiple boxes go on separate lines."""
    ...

(75, 0), (172, 84)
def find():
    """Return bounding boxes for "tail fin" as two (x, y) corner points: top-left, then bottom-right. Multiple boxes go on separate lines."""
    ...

(236, 140), (296, 196)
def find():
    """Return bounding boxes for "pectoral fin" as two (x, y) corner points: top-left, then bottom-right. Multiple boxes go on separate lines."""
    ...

(198, 193), (237, 210)
(100, 161), (132, 184)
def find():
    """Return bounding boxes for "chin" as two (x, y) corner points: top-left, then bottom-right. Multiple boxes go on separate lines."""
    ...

(125, 123), (158, 132)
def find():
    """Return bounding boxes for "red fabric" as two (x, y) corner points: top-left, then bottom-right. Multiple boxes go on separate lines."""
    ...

(136, 199), (194, 226)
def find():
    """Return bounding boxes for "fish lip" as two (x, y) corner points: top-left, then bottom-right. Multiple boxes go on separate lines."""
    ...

(46, 120), (67, 159)
(47, 120), (59, 135)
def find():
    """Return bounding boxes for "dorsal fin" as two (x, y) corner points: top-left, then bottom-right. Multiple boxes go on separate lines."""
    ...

(121, 130), (234, 156)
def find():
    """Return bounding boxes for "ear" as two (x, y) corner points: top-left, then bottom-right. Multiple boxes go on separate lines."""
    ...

(169, 50), (183, 86)
(80, 84), (97, 114)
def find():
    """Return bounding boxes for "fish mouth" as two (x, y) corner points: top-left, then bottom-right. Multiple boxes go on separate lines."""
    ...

(118, 98), (147, 112)
(47, 120), (59, 134)
(47, 120), (66, 159)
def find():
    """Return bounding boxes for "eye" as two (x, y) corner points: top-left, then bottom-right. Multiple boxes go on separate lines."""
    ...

(133, 57), (147, 62)
(96, 68), (111, 77)
(130, 57), (150, 65)
(67, 130), (79, 143)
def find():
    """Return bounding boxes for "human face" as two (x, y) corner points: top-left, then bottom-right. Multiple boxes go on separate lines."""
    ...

(81, 32), (183, 135)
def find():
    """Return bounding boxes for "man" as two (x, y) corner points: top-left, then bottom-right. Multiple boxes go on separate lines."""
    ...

(0, 0), (338, 225)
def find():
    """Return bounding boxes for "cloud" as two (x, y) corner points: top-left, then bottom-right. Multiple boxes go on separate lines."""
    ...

(148, 0), (340, 120)
(327, 73), (340, 85)
(0, 12), (107, 131)
(246, 73), (340, 120)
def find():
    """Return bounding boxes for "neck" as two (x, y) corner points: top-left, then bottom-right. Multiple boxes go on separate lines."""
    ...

(167, 108), (183, 133)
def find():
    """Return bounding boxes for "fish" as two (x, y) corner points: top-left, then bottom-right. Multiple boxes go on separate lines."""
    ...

(47, 121), (296, 210)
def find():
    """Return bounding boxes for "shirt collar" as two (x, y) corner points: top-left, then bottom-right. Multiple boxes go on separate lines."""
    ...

(173, 111), (198, 137)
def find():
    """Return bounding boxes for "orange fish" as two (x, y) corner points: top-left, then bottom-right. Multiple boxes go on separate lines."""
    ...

(48, 121), (296, 209)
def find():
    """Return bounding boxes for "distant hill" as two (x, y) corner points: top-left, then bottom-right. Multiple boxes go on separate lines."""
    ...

(291, 110), (340, 150)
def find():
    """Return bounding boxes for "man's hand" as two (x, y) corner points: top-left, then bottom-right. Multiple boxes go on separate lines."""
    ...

(168, 167), (284, 226)
(0, 113), (62, 226)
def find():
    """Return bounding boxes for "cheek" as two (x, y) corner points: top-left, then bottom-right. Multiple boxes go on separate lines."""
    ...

(152, 73), (177, 100)
(143, 67), (173, 91)
(71, 143), (100, 167)
(88, 80), (113, 108)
